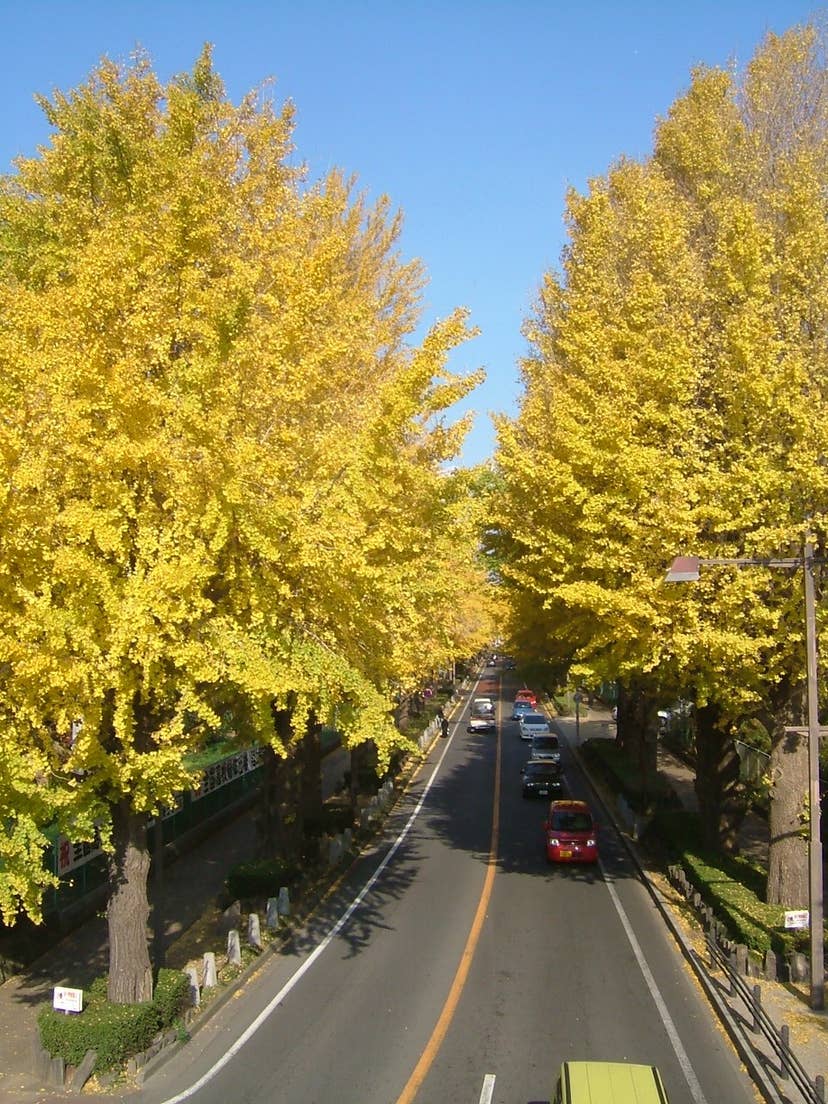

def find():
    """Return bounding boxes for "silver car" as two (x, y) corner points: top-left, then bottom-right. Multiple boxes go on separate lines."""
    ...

(529, 733), (560, 763)
(511, 700), (534, 721)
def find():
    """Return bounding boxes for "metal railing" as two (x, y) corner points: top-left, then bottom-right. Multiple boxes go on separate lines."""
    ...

(703, 932), (825, 1104)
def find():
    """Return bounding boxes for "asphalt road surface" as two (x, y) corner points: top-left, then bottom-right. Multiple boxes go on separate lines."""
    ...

(140, 670), (761, 1104)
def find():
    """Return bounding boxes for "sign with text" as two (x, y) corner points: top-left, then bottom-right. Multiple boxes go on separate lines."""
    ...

(784, 909), (810, 930)
(53, 986), (83, 1013)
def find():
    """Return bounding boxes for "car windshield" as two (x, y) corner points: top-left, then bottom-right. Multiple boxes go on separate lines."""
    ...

(523, 714), (546, 724)
(527, 763), (558, 777)
(551, 811), (592, 832)
(532, 736), (558, 749)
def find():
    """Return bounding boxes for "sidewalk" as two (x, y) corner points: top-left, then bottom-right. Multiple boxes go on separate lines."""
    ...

(559, 705), (828, 1102)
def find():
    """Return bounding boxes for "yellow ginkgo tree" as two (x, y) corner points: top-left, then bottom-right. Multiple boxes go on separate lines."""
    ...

(493, 22), (828, 910)
(0, 48), (483, 1002)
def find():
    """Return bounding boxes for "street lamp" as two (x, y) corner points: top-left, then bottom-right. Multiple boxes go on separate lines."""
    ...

(666, 546), (825, 1012)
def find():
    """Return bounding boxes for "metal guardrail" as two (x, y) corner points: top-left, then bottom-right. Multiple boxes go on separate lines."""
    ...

(702, 932), (825, 1104)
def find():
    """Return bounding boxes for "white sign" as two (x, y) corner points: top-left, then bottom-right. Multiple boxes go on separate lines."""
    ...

(784, 909), (810, 930)
(53, 986), (83, 1013)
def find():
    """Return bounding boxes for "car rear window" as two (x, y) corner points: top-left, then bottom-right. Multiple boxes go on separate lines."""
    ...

(523, 714), (546, 724)
(532, 736), (558, 748)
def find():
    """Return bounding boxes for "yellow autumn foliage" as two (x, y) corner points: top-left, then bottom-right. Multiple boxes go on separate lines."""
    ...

(0, 47), (486, 930)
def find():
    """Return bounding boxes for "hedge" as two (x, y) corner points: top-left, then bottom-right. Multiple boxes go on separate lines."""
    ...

(225, 857), (303, 902)
(38, 969), (190, 1073)
(645, 808), (806, 957)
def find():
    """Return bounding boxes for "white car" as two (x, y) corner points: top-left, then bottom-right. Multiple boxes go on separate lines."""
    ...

(518, 712), (551, 740)
(473, 697), (494, 715)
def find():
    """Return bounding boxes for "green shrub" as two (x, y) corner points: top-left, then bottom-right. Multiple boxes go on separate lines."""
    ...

(38, 968), (190, 1073)
(226, 857), (302, 902)
(645, 809), (808, 957)
(152, 969), (191, 1027)
(681, 850), (803, 957)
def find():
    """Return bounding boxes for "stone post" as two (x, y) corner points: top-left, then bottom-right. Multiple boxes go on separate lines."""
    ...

(202, 952), (218, 988)
(248, 913), (262, 951)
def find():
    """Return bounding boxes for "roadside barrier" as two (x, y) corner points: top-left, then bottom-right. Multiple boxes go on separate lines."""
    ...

(702, 933), (825, 1104)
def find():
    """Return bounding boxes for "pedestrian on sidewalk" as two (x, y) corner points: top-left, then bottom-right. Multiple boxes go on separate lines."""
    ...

(440, 715), (449, 738)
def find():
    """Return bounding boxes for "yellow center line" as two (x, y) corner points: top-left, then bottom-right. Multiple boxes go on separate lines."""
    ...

(395, 684), (502, 1104)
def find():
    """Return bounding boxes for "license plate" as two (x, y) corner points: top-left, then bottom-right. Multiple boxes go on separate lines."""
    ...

(538, 787), (548, 795)
(559, 849), (572, 858)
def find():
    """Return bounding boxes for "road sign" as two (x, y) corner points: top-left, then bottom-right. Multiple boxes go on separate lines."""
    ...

(53, 986), (83, 1013)
(784, 909), (810, 930)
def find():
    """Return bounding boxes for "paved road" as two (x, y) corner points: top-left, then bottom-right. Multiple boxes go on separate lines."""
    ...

(137, 671), (759, 1104)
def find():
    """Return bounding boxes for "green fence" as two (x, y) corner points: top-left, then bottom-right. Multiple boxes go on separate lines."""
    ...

(42, 747), (264, 918)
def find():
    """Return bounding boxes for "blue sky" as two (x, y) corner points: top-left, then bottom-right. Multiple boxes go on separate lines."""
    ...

(0, 1), (819, 465)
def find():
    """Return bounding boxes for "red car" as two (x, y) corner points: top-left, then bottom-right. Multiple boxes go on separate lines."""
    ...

(544, 800), (598, 863)
(514, 688), (538, 707)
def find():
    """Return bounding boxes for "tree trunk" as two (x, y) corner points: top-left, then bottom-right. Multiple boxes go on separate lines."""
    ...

(349, 740), (378, 818)
(766, 698), (810, 908)
(257, 741), (302, 861)
(107, 797), (153, 1004)
(298, 714), (323, 826)
(617, 680), (658, 797)
(255, 702), (306, 861)
(694, 702), (749, 854)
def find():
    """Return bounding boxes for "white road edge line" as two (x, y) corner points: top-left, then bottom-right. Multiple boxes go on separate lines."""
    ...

(602, 864), (708, 1104)
(478, 1072), (496, 1104)
(158, 732), (458, 1104)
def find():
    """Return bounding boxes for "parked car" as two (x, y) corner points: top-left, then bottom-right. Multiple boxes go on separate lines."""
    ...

(544, 800), (598, 863)
(521, 760), (565, 799)
(529, 733), (560, 763)
(514, 688), (538, 707)
(511, 700), (534, 721)
(518, 712), (552, 740)
(553, 1061), (670, 1103)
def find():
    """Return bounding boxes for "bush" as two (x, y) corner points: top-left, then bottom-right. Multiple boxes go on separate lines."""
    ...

(226, 857), (302, 902)
(38, 968), (190, 1073)
(680, 849), (792, 955)
(152, 968), (191, 1027)
(645, 810), (808, 958)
